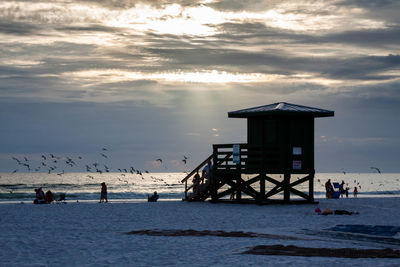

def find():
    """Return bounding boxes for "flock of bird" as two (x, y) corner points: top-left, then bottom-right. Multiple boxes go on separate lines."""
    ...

(10, 148), (190, 185)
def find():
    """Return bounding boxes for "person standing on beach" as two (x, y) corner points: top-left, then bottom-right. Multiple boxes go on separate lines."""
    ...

(100, 182), (108, 203)
(325, 179), (334, 198)
(339, 180), (345, 198)
(353, 187), (358, 198)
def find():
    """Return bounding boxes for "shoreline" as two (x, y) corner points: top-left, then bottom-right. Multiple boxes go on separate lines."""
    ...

(1, 196), (399, 265)
(2, 194), (400, 205)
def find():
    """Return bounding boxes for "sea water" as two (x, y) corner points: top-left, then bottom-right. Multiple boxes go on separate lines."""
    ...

(0, 172), (399, 203)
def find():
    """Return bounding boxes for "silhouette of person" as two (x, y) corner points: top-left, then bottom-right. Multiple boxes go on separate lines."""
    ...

(325, 179), (334, 198)
(148, 191), (159, 202)
(100, 182), (108, 203)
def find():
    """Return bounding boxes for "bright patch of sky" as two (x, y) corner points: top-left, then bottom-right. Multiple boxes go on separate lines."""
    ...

(1, 0), (399, 172)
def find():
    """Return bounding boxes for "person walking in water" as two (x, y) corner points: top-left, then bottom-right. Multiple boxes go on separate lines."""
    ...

(100, 182), (108, 203)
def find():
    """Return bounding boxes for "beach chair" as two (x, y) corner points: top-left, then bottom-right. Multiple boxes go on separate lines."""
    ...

(332, 183), (341, 198)
(57, 193), (66, 203)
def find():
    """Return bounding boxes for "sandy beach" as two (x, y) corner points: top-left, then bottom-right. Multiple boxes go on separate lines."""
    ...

(1, 197), (399, 266)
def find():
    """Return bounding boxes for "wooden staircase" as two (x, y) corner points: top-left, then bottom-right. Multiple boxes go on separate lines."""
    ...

(181, 154), (212, 201)
(181, 152), (232, 201)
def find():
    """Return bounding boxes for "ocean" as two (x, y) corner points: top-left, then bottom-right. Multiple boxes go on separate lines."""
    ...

(0, 172), (399, 203)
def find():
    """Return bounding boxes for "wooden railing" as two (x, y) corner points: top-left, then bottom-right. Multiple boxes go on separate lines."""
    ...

(181, 154), (213, 200)
(181, 152), (232, 201)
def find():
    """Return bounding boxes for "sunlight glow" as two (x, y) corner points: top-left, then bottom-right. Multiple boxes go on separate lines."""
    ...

(64, 69), (275, 84)
(0, 1), (387, 38)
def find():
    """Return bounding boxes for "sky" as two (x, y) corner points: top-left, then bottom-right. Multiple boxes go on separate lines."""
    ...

(0, 0), (399, 174)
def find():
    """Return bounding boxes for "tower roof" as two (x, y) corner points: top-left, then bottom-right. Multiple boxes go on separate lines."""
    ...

(228, 102), (334, 118)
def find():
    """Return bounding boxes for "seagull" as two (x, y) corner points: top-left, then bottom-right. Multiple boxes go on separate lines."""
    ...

(182, 159), (187, 164)
(102, 148), (108, 151)
(23, 163), (30, 171)
(156, 158), (162, 164)
(12, 169), (18, 173)
(370, 167), (381, 174)
(41, 155), (46, 160)
(101, 153), (108, 158)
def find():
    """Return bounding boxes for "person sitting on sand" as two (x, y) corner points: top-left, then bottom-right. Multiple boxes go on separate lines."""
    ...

(192, 172), (201, 196)
(34, 187), (46, 204)
(45, 190), (54, 204)
(100, 182), (108, 203)
(148, 191), (159, 202)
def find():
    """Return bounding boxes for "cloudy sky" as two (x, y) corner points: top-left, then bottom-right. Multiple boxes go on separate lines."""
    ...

(1, 0), (399, 173)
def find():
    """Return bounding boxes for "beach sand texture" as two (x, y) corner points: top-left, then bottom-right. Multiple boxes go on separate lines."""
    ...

(1, 197), (399, 266)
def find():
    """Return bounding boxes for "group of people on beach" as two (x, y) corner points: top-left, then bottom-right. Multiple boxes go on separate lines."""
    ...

(191, 164), (212, 199)
(34, 187), (54, 204)
(325, 179), (358, 199)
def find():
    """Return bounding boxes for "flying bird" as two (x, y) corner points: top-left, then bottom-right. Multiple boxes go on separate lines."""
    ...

(156, 158), (162, 163)
(370, 167), (381, 174)
(182, 159), (187, 164)
(101, 153), (108, 158)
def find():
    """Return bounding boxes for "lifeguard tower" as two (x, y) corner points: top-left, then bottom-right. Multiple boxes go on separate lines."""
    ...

(182, 102), (334, 204)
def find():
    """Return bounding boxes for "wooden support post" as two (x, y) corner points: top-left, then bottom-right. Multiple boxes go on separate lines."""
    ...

(185, 180), (188, 200)
(284, 172), (290, 203)
(309, 171), (315, 202)
(211, 146), (218, 202)
(259, 173), (265, 202)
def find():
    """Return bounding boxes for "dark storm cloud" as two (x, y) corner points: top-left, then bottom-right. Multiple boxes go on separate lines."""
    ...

(143, 43), (400, 81)
(78, 0), (196, 9)
(337, 0), (400, 22)
(55, 24), (119, 33)
(0, 21), (45, 35)
(298, 27), (400, 48)
(209, 0), (280, 12)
